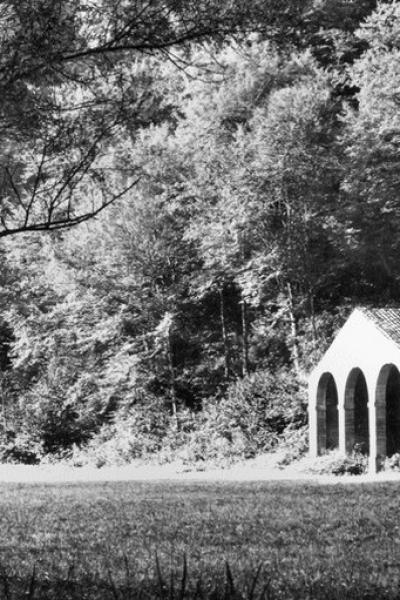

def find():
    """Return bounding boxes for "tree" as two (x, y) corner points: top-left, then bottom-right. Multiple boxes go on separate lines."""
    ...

(2, 1), (397, 461)
(341, 1), (400, 299)
(0, 0), (382, 238)
(0, 0), (287, 238)
(178, 41), (344, 375)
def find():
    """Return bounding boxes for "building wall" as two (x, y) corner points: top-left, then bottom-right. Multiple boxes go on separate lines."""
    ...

(309, 309), (400, 472)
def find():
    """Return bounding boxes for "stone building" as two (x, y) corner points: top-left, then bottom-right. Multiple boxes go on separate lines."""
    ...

(309, 308), (400, 472)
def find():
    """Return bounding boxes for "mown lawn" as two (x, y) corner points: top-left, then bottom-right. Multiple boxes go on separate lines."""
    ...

(0, 478), (400, 598)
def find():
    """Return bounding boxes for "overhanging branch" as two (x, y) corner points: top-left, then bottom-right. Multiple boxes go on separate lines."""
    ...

(0, 176), (141, 239)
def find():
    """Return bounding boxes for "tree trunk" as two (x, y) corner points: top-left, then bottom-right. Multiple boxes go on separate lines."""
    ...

(287, 283), (301, 377)
(309, 287), (317, 348)
(241, 295), (249, 377)
(237, 230), (249, 378)
(167, 328), (178, 429)
(0, 379), (7, 432)
(219, 286), (230, 379)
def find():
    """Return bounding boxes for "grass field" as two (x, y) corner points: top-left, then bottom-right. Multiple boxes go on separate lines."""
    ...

(1, 478), (400, 598)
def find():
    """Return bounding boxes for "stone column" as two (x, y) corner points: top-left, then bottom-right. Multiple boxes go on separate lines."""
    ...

(337, 379), (346, 454)
(368, 400), (377, 474)
(372, 368), (387, 473)
(343, 369), (359, 454)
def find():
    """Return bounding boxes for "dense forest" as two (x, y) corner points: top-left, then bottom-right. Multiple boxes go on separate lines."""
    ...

(0, 0), (398, 466)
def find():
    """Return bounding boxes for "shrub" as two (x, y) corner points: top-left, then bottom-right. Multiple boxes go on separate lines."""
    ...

(304, 450), (368, 476)
(163, 422), (249, 468)
(68, 370), (307, 470)
(0, 431), (42, 464)
(201, 369), (307, 457)
(70, 397), (170, 467)
(16, 378), (101, 455)
(275, 424), (309, 467)
(383, 453), (400, 472)
(158, 369), (307, 468)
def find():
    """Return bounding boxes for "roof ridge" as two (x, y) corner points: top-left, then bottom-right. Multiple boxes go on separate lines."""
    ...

(359, 306), (400, 312)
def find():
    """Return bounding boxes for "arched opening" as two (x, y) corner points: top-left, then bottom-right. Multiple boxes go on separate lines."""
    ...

(326, 376), (339, 450)
(345, 368), (369, 454)
(316, 372), (338, 454)
(376, 364), (400, 458)
(386, 367), (400, 456)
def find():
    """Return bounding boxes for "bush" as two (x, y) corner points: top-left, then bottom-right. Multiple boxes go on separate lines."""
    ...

(201, 369), (307, 457)
(67, 370), (307, 470)
(0, 431), (42, 464)
(304, 450), (368, 476)
(275, 424), (309, 467)
(16, 378), (101, 455)
(158, 369), (307, 469)
(70, 397), (171, 467)
(160, 417), (249, 468)
(383, 453), (400, 472)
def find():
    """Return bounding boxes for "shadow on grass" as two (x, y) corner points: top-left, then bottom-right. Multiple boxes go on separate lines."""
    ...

(0, 558), (398, 600)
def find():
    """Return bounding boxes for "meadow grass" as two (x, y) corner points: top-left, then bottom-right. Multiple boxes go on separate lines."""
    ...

(0, 478), (399, 598)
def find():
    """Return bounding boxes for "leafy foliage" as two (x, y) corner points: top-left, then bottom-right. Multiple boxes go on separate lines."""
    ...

(0, 1), (397, 464)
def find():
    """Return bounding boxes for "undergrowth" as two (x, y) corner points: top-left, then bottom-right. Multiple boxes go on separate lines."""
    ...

(0, 370), (308, 470)
(301, 449), (369, 475)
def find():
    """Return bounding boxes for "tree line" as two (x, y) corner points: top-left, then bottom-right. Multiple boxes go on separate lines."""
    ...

(0, 0), (398, 463)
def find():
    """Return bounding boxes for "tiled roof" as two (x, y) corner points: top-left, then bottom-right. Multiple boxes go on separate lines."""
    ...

(361, 308), (400, 347)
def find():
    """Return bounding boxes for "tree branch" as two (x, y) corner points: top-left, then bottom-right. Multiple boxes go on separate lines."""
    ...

(0, 176), (141, 239)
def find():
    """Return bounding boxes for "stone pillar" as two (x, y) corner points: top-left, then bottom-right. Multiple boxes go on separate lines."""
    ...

(337, 380), (346, 455)
(372, 369), (387, 472)
(368, 399), (377, 474)
(343, 368), (363, 455)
